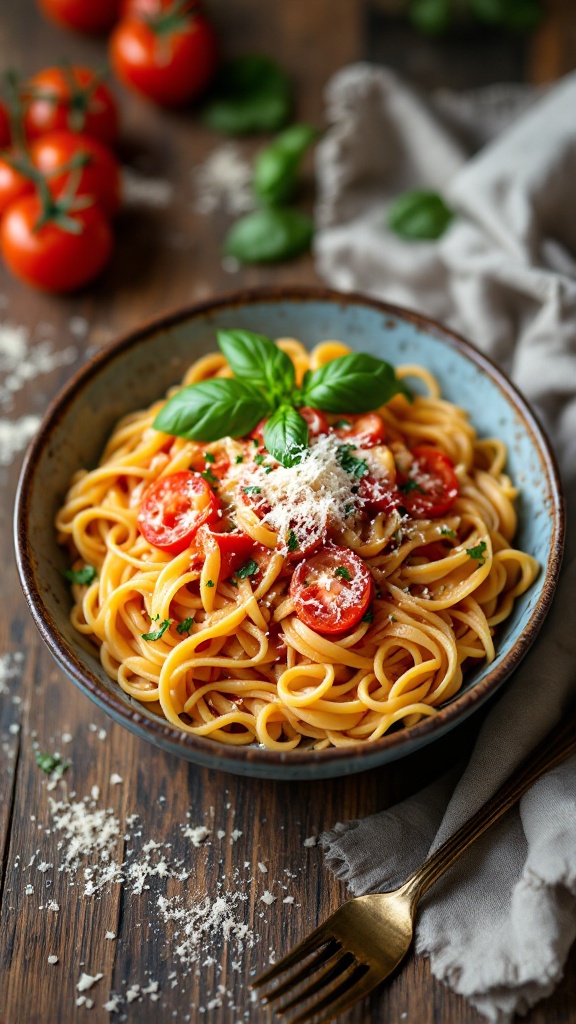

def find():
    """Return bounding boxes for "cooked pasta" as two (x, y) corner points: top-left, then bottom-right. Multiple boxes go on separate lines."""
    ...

(56, 338), (540, 750)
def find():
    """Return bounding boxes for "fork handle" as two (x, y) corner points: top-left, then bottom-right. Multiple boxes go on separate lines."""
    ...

(401, 706), (576, 904)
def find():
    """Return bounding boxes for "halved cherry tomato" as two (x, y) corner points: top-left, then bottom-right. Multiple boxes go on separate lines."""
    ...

(38, 0), (121, 34)
(209, 530), (255, 578)
(335, 412), (386, 447)
(298, 407), (330, 436)
(238, 481), (271, 519)
(0, 103), (11, 150)
(358, 473), (400, 515)
(31, 132), (121, 218)
(0, 155), (34, 217)
(289, 546), (374, 635)
(138, 471), (221, 553)
(110, 2), (218, 107)
(397, 446), (459, 519)
(0, 195), (113, 292)
(24, 67), (119, 147)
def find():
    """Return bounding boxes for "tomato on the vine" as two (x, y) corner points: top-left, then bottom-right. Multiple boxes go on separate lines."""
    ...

(397, 446), (459, 518)
(138, 471), (221, 553)
(38, 0), (121, 34)
(289, 546), (374, 635)
(31, 131), (121, 218)
(0, 196), (113, 292)
(110, 1), (218, 107)
(24, 67), (119, 147)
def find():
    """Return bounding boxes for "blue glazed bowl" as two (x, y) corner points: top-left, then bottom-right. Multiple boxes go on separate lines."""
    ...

(14, 288), (564, 779)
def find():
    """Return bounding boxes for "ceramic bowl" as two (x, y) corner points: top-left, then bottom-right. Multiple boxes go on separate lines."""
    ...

(14, 288), (564, 779)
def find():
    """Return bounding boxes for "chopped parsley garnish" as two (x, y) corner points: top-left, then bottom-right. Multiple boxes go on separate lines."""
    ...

(235, 559), (259, 579)
(253, 438), (259, 448)
(254, 453), (265, 465)
(361, 609), (374, 624)
(441, 527), (456, 538)
(287, 530), (299, 553)
(176, 617), (194, 636)
(389, 615), (397, 623)
(204, 452), (215, 463)
(334, 566), (352, 581)
(466, 540), (487, 565)
(242, 485), (261, 495)
(264, 466), (273, 474)
(35, 751), (69, 776)
(205, 579), (215, 587)
(141, 618), (172, 641)
(64, 565), (97, 586)
(235, 455), (244, 464)
(334, 419), (352, 429)
(200, 468), (218, 485)
(399, 478), (424, 494)
(337, 444), (369, 479)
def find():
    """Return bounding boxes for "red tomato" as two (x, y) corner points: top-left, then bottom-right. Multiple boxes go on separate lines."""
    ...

(0, 103), (11, 150)
(358, 473), (400, 515)
(110, 3), (218, 107)
(335, 412), (386, 447)
(208, 530), (255, 579)
(24, 68), (119, 147)
(238, 481), (271, 520)
(38, 0), (121, 33)
(298, 407), (330, 437)
(397, 446), (459, 519)
(289, 546), (374, 635)
(138, 471), (221, 554)
(0, 155), (34, 217)
(31, 132), (121, 218)
(0, 196), (113, 292)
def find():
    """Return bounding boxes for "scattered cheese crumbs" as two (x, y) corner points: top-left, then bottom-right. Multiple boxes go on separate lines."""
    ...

(303, 836), (318, 847)
(61, 732), (72, 743)
(193, 144), (254, 216)
(0, 321), (77, 412)
(98, 729), (107, 741)
(37, 861), (52, 873)
(69, 316), (88, 338)
(126, 984), (141, 1004)
(182, 824), (210, 846)
(103, 994), (122, 1013)
(0, 415), (41, 466)
(0, 651), (24, 696)
(47, 901), (60, 912)
(90, 786), (100, 801)
(25, 884), (33, 895)
(229, 829), (242, 844)
(158, 891), (255, 966)
(77, 972), (103, 992)
(105, 931), (116, 940)
(123, 168), (173, 209)
(217, 829), (226, 840)
(283, 896), (295, 904)
(109, 774), (123, 786)
(261, 891), (276, 906)
(76, 996), (94, 1008)
(47, 955), (59, 964)
(257, 862), (268, 874)
(141, 981), (159, 995)
(8, 722), (19, 734)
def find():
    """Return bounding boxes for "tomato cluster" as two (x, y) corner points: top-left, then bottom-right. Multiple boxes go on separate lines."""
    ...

(38, 0), (219, 108)
(0, 67), (121, 292)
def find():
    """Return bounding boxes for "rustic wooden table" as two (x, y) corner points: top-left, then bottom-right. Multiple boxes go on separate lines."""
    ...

(1, 2), (575, 1022)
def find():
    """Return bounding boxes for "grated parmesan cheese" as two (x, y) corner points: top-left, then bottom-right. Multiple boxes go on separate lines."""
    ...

(77, 972), (103, 992)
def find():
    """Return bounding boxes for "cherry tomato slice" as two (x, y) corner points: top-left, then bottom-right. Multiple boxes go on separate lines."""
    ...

(335, 412), (386, 447)
(138, 471), (221, 553)
(289, 546), (374, 635)
(358, 473), (400, 515)
(397, 446), (459, 519)
(298, 406), (330, 436)
(210, 530), (255, 579)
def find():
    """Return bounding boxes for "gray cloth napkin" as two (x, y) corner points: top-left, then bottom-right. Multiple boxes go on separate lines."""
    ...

(315, 65), (576, 1022)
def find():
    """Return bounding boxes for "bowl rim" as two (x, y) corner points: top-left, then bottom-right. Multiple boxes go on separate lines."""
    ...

(14, 285), (566, 768)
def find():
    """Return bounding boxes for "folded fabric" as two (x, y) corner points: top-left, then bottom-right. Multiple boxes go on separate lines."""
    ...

(315, 65), (576, 1023)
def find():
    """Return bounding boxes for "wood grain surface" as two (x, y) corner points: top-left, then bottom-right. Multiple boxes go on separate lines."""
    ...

(1, 2), (575, 1022)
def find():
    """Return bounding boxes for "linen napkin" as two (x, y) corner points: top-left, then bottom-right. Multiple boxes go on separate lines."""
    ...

(315, 66), (576, 1022)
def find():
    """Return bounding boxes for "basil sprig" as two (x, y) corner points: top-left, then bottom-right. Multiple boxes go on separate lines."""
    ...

(153, 329), (411, 467)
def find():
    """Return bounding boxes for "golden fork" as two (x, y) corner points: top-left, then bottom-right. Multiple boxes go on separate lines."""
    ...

(252, 709), (576, 1023)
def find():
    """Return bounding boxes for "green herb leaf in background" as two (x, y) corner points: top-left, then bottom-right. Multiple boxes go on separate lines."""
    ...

(387, 190), (454, 241)
(470, 0), (542, 30)
(301, 353), (412, 411)
(35, 751), (69, 776)
(141, 618), (172, 641)
(217, 329), (295, 398)
(64, 565), (97, 586)
(203, 55), (292, 135)
(153, 377), (269, 441)
(410, 0), (452, 34)
(254, 123), (318, 206)
(263, 405), (309, 467)
(224, 207), (314, 264)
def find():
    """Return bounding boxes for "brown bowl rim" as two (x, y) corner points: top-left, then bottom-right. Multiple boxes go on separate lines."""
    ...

(14, 285), (566, 769)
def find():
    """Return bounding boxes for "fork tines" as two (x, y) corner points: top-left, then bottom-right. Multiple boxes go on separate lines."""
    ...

(252, 925), (372, 1023)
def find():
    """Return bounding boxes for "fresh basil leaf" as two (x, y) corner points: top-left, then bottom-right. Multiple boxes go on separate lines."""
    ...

(387, 190), (454, 241)
(224, 207), (313, 264)
(254, 123), (318, 206)
(301, 353), (412, 412)
(64, 564), (97, 586)
(203, 55), (292, 135)
(410, 0), (452, 34)
(263, 405), (309, 467)
(153, 378), (269, 442)
(216, 329), (295, 397)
